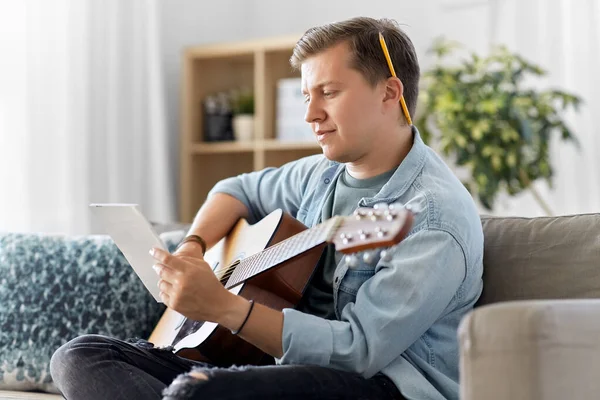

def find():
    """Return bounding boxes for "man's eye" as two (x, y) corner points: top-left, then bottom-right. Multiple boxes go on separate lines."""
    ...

(323, 91), (333, 97)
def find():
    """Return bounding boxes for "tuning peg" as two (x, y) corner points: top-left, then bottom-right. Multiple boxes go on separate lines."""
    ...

(403, 202), (423, 215)
(362, 251), (375, 264)
(344, 255), (359, 269)
(340, 232), (353, 245)
(388, 202), (404, 210)
(379, 250), (393, 262)
(353, 208), (367, 219)
(374, 227), (387, 237)
(373, 202), (388, 210)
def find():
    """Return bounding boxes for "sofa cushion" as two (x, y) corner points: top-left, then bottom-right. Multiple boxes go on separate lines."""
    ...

(0, 228), (186, 393)
(0, 390), (62, 399)
(459, 299), (600, 400)
(478, 214), (600, 306)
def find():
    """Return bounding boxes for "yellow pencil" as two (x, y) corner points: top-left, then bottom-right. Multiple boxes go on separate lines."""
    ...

(378, 32), (412, 125)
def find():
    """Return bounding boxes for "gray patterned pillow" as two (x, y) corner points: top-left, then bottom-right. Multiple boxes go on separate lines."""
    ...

(0, 229), (186, 393)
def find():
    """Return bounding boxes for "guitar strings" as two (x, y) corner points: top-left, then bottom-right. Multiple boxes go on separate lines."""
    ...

(213, 219), (381, 283)
(212, 211), (402, 284)
(211, 226), (326, 284)
(211, 215), (386, 284)
(212, 219), (344, 284)
(214, 230), (324, 283)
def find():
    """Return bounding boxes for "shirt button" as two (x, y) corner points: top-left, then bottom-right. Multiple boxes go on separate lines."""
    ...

(334, 277), (339, 283)
(324, 178), (331, 184)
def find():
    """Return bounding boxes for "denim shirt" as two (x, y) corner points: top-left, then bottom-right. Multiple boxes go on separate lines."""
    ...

(209, 128), (484, 400)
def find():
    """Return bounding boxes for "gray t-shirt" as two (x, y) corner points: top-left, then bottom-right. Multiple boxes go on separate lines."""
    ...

(296, 166), (396, 319)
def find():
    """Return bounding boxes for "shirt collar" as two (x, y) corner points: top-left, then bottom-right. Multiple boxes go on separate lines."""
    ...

(361, 125), (427, 205)
(323, 125), (427, 204)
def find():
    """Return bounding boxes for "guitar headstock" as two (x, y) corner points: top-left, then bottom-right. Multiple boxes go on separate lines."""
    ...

(329, 203), (414, 254)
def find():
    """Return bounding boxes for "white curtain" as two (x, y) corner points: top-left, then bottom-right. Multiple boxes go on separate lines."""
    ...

(489, 0), (600, 216)
(0, 0), (175, 234)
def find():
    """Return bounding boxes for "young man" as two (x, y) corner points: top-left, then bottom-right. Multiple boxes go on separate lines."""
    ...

(51, 17), (483, 400)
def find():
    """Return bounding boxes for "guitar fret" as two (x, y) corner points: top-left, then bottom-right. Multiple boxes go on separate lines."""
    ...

(273, 247), (286, 267)
(247, 254), (261, 275)
(250, 260), (262, 278)
(263, 247), (277, 266)
(241, 258), (254, 277)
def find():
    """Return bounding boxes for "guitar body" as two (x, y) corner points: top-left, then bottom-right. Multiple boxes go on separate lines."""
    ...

(149, 209), (326, 367)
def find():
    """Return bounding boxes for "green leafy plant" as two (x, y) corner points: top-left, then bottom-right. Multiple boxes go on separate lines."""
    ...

(416, 38), (582, 212)
(231, 89), (254, 115)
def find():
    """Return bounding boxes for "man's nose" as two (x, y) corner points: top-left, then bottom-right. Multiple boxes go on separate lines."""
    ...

(304, 99), (325, 124)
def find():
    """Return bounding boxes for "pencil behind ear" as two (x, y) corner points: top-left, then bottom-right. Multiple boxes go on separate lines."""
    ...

(378, 32), (412, 125)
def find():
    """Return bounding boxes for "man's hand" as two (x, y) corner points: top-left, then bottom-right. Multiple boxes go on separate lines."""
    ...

(150, 247), (242, 324)
(150, 246), (285, 358)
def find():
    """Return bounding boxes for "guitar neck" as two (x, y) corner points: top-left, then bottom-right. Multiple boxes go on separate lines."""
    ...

(221, 217), (340, 289)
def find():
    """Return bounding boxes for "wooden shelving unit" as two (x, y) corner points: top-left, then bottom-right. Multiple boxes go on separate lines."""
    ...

(179, 36), (322, 223)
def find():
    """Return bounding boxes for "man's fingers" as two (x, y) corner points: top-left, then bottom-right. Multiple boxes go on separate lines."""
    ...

(153, 263), (178, 284)
(159, 291), (170, 305)
(157, 278), (173, 292)
(150, 248), (186, 270)
(151, 247), (214, 278)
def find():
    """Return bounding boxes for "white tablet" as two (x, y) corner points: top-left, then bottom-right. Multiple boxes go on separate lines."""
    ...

(89, 203), (165, 302)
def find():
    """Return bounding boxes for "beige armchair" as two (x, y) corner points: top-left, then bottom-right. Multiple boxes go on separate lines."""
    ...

(459, 214), (600, 400)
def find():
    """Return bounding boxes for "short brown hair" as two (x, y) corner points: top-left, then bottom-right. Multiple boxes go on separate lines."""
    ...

(291, 17), (420, 119)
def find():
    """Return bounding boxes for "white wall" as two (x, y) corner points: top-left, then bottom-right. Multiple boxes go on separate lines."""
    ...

(158, 0), (251, 207)
(157, 0), (496, 212)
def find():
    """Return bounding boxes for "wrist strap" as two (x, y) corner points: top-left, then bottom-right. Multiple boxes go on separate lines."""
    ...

(176, 234), (207, 255)
(231, 300), (254, 335)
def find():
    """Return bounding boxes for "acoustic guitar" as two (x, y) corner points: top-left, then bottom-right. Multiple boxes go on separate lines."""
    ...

(148, 205), (413, 367)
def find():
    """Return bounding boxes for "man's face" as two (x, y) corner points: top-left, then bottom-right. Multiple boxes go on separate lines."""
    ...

(301, 41), (386, 163)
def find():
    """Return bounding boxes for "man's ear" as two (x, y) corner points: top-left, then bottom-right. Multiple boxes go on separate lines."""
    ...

(383, 77), (403, 104)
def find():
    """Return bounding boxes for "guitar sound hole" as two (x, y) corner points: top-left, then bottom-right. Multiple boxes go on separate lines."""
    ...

(172, 318), (205, 346)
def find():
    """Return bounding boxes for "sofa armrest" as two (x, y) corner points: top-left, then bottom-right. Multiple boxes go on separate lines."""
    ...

(458, 300), (600, 400)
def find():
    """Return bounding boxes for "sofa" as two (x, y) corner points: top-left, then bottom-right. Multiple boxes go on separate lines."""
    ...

(1, 213), (598, 399)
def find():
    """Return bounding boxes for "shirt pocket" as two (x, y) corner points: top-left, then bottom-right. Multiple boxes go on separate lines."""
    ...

(337, 264), (376, 313)
(295, 207), (308, 225)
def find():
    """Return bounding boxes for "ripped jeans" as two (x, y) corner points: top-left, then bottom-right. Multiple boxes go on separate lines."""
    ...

(50, 334), (403, 400)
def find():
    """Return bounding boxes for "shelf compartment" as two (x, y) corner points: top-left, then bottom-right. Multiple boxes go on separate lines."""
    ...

(258, 139), (319, 151)
(181, 153), (255, 222)
(191, 141), (255, 154)
(263, 147), (323, 169)
(185, 53), (255, 143)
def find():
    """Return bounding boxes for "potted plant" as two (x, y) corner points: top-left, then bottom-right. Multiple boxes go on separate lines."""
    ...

(416, 38), (582, 214)
(231, 89), (255, 142)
